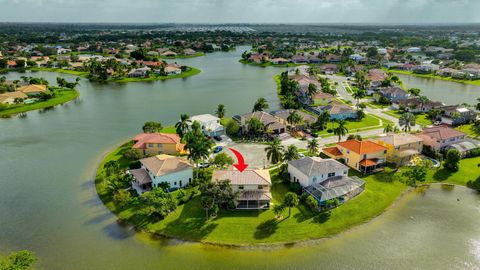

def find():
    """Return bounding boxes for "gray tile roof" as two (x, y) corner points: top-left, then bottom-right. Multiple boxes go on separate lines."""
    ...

(289, 157), (349, 177)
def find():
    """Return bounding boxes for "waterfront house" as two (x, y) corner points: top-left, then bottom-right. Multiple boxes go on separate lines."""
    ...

(440, 105), (477, 125)
(128, 67), (151, 78)
(415, 125), (466, 151)
(367, 69), (387, 90)
(271, 57), (289, 65)
(164, 66), (182, 75)
(271, 109), (317, 130)
(393, 98), (444, 113)
(160, 51), (177, 57)
(312, 91), (334, 105)
(132, 133), (186, 155)
(310, 101), (357, 121)
(129, 154), (193, 194)
(374, 87), (410, 103)
(212, 169), (272, 210)
(0, 91), (28, 104)
(17, 84), (48, 96)
(189, 114), (225, 137)
(288, 157), (365, 206)
(233, 111), (287, 135)
(375, 133), (424, 166)
(323, 139), (388, 173)
(183, 48), (197, 56)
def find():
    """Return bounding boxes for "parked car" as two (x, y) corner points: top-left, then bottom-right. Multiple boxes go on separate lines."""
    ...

(213, 135), (222, 141)
(299, 153), (305, 158)
(213, 146), (223, 153)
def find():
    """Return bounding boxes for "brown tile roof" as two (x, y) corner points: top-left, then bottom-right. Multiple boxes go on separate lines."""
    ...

(337, 139), (387, 155)
(133, 133), (181, 149)
(140, 155), (192, 177)
(212, 169), (271, 186)
(130, 168), (152, 184)
(377, 133), (423, 146)
(322, 146), (343, 157)
(419, 125), (466, 140)
(359, 159), (378, 167)
(17, 84), (47, 94)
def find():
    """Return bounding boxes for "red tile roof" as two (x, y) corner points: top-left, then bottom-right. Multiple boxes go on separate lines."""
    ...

(419, 125), (466, 140)
(359, 159), (378, 167)
(133, 133), (181, 149)
(337, 139), (387, 155)
(322, 146), (343, 157)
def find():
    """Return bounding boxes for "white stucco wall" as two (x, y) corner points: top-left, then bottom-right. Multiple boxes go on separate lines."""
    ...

(288, 164), (348, 187)
(147, 168), (193, 189)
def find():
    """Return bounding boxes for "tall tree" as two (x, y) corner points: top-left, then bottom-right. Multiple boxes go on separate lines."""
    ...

(246, 117), (265, 138)
(286, 110), (303, 127)
(142, 121), (163, 133)
(283, 192), (299, 217)
(444, 149), (461, 171)
(307, 138), (319, 156)
(252, 97), (269, 112)
(351, 88), (366, 109)
(216, 104), (226, 118)
(283, 145), (300, 162)
(399, 112), (416, 131)
(315, 110), (330, 131)
(265, 138), (285, 164)
(333, 120), (348, 142)
(175, 114), (191, 138)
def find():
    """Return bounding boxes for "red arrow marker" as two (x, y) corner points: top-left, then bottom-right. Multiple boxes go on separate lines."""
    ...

(229, 148), (249, 172)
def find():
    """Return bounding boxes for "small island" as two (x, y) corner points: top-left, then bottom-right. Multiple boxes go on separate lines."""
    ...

(0, 76), (79, 117)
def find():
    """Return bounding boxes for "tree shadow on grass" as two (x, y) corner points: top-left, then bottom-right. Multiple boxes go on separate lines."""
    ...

(313, 211), (331, 224)
(254, 218), (282, 239)
(433, 168), (454, 182)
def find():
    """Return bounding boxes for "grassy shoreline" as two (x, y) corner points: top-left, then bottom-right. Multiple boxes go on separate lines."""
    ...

(389, 69), (480, 86)
(160, 52), (205, 59)
(29, 67), (201, 83)
(0, 89), (79, 117)
(95, 138), (479, 246)
(239, 59), (303, 68)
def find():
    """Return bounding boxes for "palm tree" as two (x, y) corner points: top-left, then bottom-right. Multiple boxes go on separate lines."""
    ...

(253, 97), (269, 112)
(265, 138), (284, 164)
(351, 88), (366, 109)
(283, 145), (300, 162)
(307, 138), (319, 156)
(216, 104), (226, 119)
(287, 110), (302, 128)
(175, 114), (191, 138)
(283, 192), (299, 217)
(333, 120), (348, 142)
(383, 123), (394, 134)
(185, 134), (213, 178)
(399, 112), (416, 131)
(307, 83), (318, 102)
(247, 117), (265, 138)
(418, 96), (430, 111)
(315, 110), (330, 131)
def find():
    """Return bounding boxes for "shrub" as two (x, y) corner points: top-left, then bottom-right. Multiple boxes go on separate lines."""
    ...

(123, 149), (144, 160)
(305, 195), (319, 211)
(289, 182), (302, 194)
(444, 149), (461, 171)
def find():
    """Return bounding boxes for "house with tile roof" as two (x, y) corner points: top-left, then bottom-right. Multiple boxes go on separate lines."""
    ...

(129, 154), (193, 194)
(132, 133), (186, 155)
(323, 139), (388, 173)
(288, 157), (365, 206)
(415, 125), (467, 151)
(310, 101), (357, 121)
(0, 91), (28, 104)
(271, 109), (317, 130)
(212, 169), (272, 209)
(233, 111), (286, 135)
(374, 133), (424, 166)
(17, 84), (48, 96)
(189, 113), (225, 137)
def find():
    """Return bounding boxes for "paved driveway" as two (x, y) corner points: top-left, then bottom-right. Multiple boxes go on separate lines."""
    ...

(215, 142), (270, 169)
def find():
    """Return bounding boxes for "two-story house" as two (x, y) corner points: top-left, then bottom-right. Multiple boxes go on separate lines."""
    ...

(415, 125), (467, 151)
(190, 114), (225, 137)
(132, 133), (186, 155)
(323, 139), (388, 174)
(233, 111), (287, 135)
(129, 154), (193, 194)
(288, 157), (365, 206)
(440, 105), (477, 126)
(212, 169), (272, 210)
(374, 87), (410, 103)
(375, 133), (424, 166)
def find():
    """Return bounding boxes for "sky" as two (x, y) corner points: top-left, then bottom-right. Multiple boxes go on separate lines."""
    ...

(0, 0), (479, 24)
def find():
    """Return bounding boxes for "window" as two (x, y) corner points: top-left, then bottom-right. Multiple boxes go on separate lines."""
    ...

(313, 177), (317, 183)
(258, 185), (263, 190)
(363, 154), (367, 159)
(174, 182), (177, 186)
(179, 181), (182, 187)
(148, 143), (153, 147)
(189, 178), (192, 183)
(328, 172), (335, 178)
(239, 185), (244, 190)
(384, 150), (387, 154)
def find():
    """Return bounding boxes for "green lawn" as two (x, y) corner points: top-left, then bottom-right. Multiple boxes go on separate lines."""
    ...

(162, 125), (177, 134)
(0, 89), (79, 117)
(455, 123), (480, 138)
(30, 67), (89, 77)
(315, 114), (393, 137)
(389, 69), (480, 86)
(96, 143), (480, 246)
(366, 101), (391, 109)
(425, 156), (480, 186)
(382, 110), (432, 127)
(240, 59), (302, 68)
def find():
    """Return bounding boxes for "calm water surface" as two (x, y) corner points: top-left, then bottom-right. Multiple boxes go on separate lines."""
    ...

(397, 74), (480, 105)
(1, 48), (479, 269)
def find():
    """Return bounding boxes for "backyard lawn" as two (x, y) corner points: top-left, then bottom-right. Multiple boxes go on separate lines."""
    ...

(383, 110), (432, 127)
(315, 114), (393, 137)
(455, 123), (480, 138)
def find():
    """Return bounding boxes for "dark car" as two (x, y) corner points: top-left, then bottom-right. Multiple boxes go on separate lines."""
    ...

(213, 146), (223, 153)
(213, 135), (222, 141)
